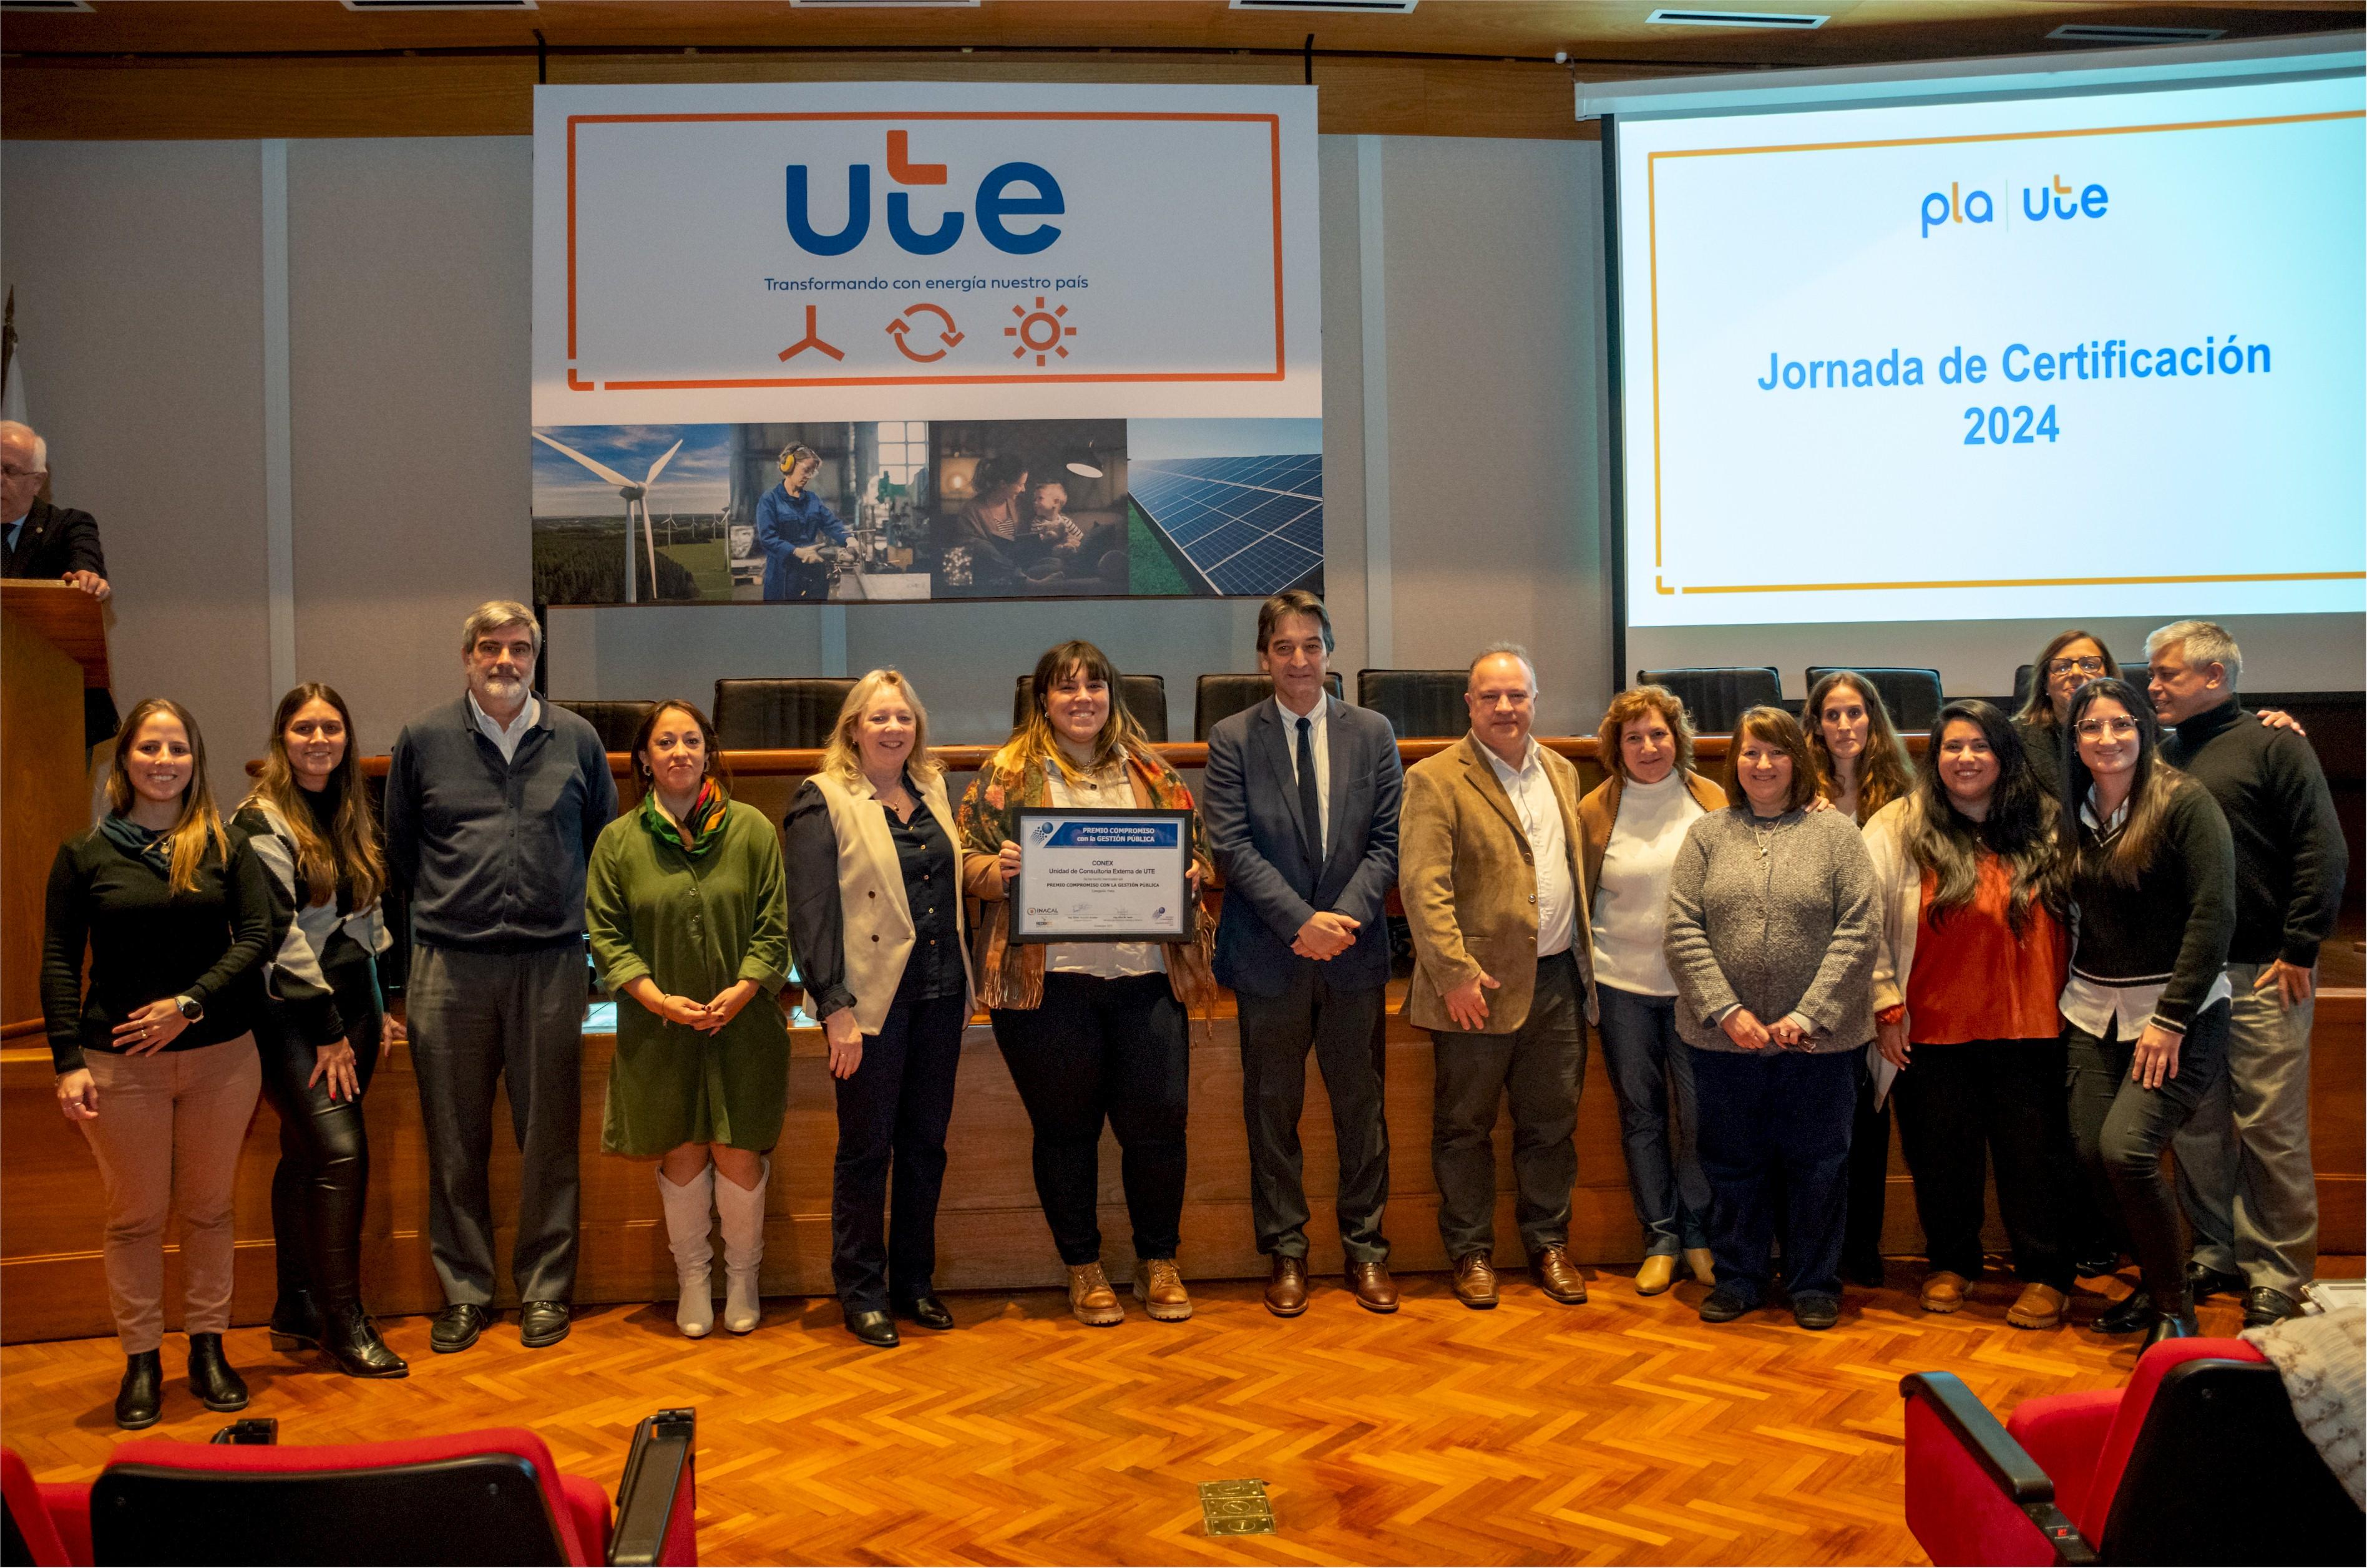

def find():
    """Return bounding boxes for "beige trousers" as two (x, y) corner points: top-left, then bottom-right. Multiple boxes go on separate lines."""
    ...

(78, 1036), (262, 1354)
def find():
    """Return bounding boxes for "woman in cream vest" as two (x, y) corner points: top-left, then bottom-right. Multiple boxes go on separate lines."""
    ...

(784, 670), (974, 1348)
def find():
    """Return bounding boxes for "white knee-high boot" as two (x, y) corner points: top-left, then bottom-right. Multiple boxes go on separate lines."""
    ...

(656, 1165), (716, 1338)
(715, 1159), (769, 1334)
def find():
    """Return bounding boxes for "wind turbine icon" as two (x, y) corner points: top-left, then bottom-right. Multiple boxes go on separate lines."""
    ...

(533, 431), (684, 604)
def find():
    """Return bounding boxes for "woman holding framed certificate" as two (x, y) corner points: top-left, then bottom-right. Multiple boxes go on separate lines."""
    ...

(957, 640), (1216, 1328)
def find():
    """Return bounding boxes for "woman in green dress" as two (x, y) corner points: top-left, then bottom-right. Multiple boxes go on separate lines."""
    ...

(587, 699), (790, 1338)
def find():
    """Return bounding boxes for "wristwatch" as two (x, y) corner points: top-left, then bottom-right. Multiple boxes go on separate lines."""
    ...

(175, 995), (205, 1023)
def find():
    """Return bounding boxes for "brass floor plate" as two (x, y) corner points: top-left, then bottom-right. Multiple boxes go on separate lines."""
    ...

(1199, 1478), (1277, 1536)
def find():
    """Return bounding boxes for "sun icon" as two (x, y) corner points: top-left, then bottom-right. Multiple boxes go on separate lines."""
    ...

(1005, 297), (1076, 366)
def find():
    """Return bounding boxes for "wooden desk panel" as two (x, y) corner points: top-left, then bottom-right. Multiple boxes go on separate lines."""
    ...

(4, 988), (2358, 1344)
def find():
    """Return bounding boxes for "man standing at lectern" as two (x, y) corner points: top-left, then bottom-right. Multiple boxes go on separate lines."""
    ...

(2, 420), (119, 747)
(385, 601), (618, 1353)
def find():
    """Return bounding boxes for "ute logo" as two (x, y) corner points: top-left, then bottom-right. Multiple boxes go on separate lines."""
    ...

(786, 130), (1065, 257)
(1920, 176), (2109, 238)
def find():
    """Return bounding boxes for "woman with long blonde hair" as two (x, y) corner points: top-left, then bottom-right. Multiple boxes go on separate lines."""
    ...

(957, 641), (1215, 1327)
(41, 697), (271, 1427)
(783, 670), (974, 1347)
(234, 683), (406, 1378)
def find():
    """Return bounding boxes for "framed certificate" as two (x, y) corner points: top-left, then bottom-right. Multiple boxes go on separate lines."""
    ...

(1010, 808), (1196, 944)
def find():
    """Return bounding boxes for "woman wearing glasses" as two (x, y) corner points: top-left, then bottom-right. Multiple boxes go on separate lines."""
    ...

(2057, 679), (2235, 1345)
(2013, 631), (2123, 797)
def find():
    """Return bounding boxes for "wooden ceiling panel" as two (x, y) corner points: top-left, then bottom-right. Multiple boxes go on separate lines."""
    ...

(2, 0), (2357, 141)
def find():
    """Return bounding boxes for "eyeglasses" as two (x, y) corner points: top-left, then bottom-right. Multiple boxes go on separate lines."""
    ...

(2074, 716), (2140, 739)
(2047, 657), (2108, 676)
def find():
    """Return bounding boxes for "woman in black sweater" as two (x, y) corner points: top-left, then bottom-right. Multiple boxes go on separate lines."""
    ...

(42, 698), (271, 1428)
(2057, 679), (2236, 1345)
(232, 684), (406, 1379)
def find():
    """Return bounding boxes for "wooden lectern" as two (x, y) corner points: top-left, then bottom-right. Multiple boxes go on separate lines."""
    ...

(2, 582), (109, 1030)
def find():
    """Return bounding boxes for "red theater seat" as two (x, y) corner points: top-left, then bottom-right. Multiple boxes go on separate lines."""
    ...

(1901, 1338), (2361, 1564)
(6, 1408), (694, 1567)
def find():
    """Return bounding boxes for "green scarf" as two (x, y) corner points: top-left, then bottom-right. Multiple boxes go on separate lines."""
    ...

(100, 814), (173, 877)
(641, 781), (727, 857)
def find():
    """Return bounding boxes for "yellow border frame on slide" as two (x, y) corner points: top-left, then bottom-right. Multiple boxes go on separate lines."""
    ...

(1642, 107), (2367, 598)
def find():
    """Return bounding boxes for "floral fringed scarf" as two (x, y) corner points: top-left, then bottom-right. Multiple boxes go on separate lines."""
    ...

(640, 780), (728, 857)
(955, 746), (1218, 1015)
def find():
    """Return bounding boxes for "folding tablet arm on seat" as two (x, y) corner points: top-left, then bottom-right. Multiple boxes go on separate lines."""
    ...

(609, 1408), (698, 1568)
(1900, 1371), (2096, 1566)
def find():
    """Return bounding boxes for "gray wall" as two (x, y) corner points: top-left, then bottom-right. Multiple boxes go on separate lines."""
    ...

(16, 132), (2340, 762)
(3, 132), (1610, 756)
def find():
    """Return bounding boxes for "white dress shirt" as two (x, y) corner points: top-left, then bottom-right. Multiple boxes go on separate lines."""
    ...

(2060, 790), (2230, 1036)
(467, 690), (540, 764)
(1482, 737), (1576, 960)
(1273, 692), (1329, 859)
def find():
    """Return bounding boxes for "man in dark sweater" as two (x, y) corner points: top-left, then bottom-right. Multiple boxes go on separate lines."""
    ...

(2147, 620), (2348, 1328)
(384, 600), (618, 1352)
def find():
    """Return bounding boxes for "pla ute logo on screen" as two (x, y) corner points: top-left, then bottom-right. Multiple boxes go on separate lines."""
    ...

(1919, 177), (2110, 237)
(785, 130), (1065, 256)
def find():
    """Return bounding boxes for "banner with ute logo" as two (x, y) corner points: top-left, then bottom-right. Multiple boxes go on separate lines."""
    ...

(530, 83), (1323, 607)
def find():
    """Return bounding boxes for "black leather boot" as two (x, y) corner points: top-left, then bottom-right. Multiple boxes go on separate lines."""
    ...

(115, 1351), (163, 1429)
(2096, 1288), (2155, 1335)
(186, 1333), (249, 1411)
(321, 1302), (408, 1379)
(269, 1286), (323, 1352)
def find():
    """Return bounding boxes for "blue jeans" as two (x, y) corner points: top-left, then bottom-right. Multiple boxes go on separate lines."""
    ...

(1691, 1045), (1858, 1305)
(1596, 985), (1709, 1255)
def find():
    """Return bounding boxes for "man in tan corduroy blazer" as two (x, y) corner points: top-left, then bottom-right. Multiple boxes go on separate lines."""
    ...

(1398, 645), (1596, 1312)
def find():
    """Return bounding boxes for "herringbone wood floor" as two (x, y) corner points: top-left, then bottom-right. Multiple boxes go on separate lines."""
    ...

(0, 1261), (2303, 1566)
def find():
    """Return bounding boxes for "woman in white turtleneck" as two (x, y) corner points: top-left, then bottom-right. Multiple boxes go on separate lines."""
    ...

(1576, 686), (1731, 1297)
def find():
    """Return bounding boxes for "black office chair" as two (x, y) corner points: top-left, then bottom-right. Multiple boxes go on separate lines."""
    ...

(1804, 667), (1945, 732)
(1636, 668), (1784, 734)
(1355, 670), (1468, 740)
(711, 678), (857, 750)
(549, 699), (659, 754)
(1011, 673), (1169, 743)
(2011, 663), (2036, 708)
(1193, 672), (1344, 741)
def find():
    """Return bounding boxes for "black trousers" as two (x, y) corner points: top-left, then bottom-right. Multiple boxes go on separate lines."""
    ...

(1693, 1045), (1857, 1306)
(1430, 952), (1586, 1260)
(1237, 967), (1390, 1264)
(1890, 1041), (2076, 1290)
(992, 973), (1189, 1266)
(1840, 1059), (1890, 1275)
(830, 991), (968, 1313)
(256, 995), (383, 1317)
(2067, 1003), (2230, 1313)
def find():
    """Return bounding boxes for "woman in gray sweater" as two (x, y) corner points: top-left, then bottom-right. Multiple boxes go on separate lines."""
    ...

(1664, 706), (1880, 1330)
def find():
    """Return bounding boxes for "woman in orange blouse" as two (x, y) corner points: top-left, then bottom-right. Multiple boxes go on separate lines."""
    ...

(1864, 700), (2076, 1329)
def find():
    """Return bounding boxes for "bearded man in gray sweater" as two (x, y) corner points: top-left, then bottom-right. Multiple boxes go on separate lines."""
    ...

(384, 600), (617, 1353)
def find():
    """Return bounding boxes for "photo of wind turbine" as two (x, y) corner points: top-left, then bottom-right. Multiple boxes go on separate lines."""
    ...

(532, 431), (682, 605)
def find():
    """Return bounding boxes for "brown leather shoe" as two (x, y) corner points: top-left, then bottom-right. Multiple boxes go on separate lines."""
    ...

(1066, 1262), (1124, 1327)
(1264, 1255), (1309, 1317)
(1920, 1270), (1969, 1313)
(1531, 1245), (1588, 1304)
(2006, 1282), (2066, 1330)
(1683, 1247), (1717, 1285)
(1133, 1258), (1193, 1322)
(1452, 1253), (1499, 1309)
(1634, 1255), (1677, 1296)
(1347, 1260), (1398, 1313)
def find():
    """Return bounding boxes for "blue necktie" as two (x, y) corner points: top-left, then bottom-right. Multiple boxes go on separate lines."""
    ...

(1296, 715), (1322, 871)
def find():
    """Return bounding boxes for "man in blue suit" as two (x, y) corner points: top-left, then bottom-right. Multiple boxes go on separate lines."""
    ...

(1203, 590), (1404, 1317)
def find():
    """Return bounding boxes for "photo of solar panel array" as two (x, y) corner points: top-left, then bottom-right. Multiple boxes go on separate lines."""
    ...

(1127, 454), (1324, 597)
